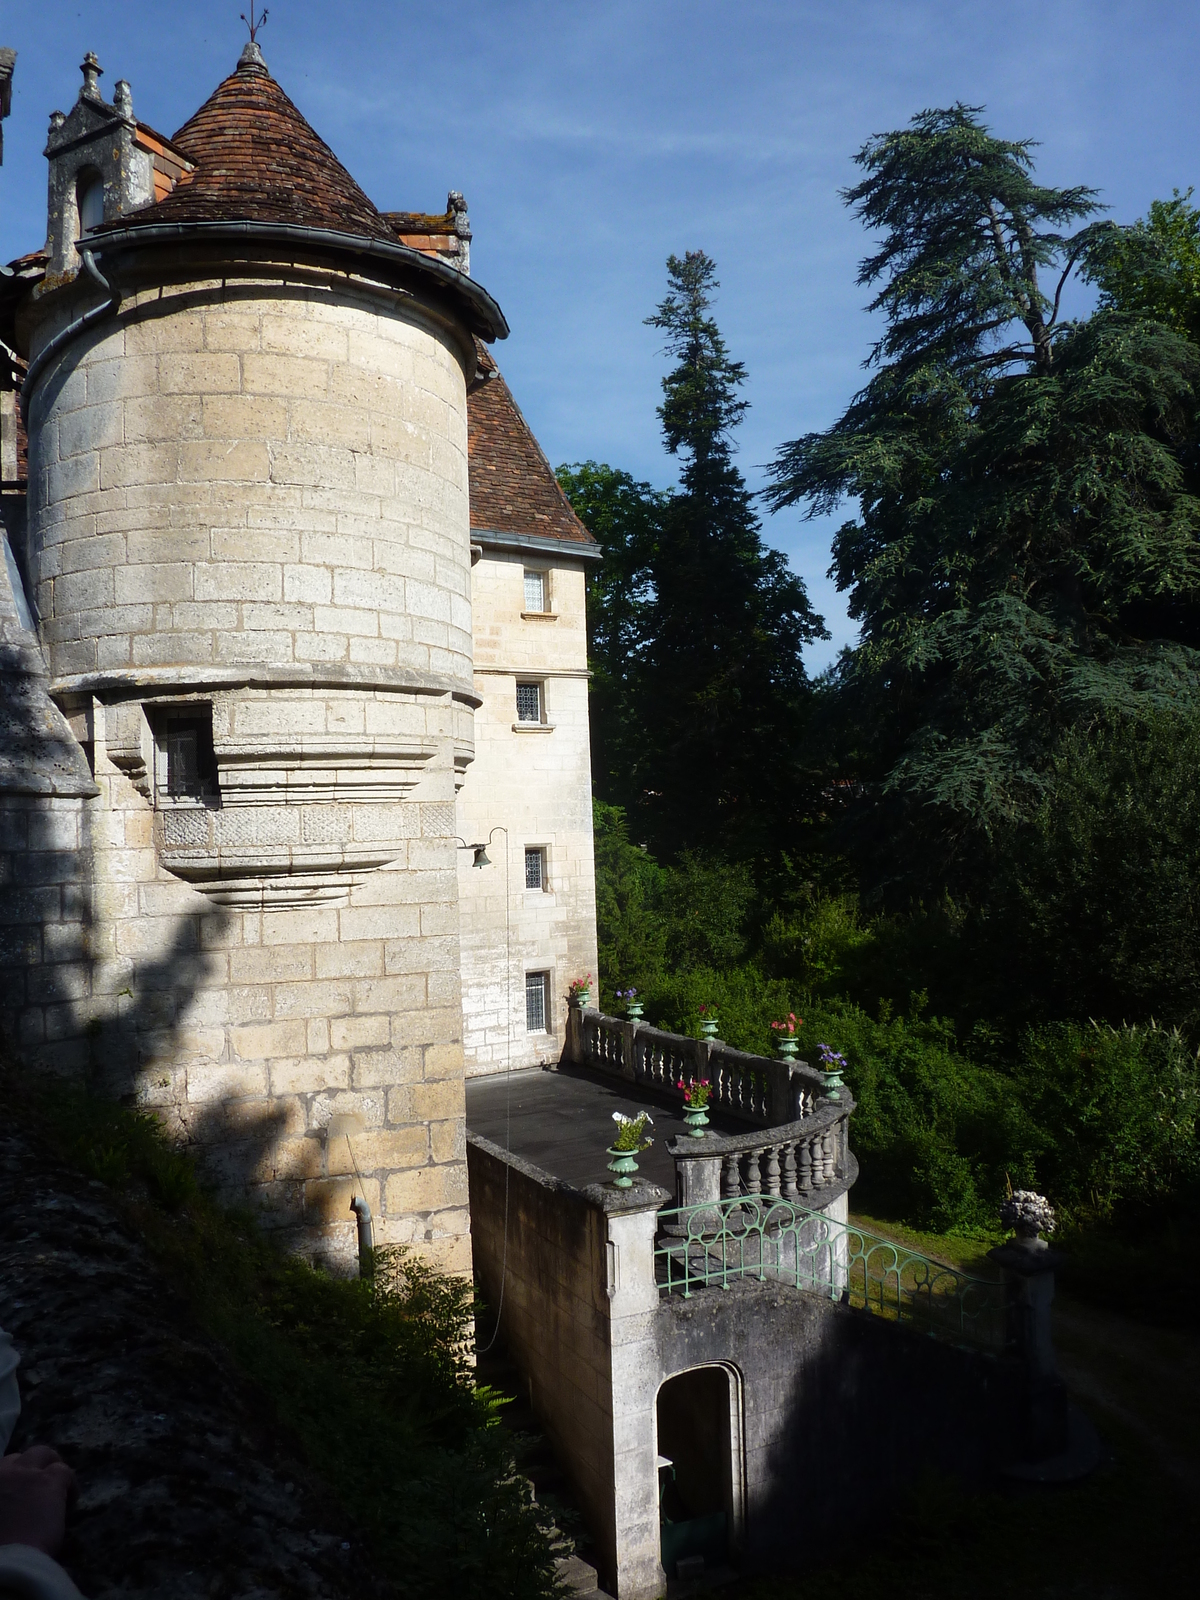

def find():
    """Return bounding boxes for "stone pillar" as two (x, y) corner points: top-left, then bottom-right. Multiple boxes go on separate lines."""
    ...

(600, 1183), (669, 1600)
(988, 1191), (1068, 1461)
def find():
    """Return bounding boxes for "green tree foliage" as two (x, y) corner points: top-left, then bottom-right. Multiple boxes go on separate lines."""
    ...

(593, 803), (1200, 1234)
(554, 464), (664, 815)
(765, 107), (1200, 880)
(1089, 189), (1200, 341)
(995, 712), (1200, 1032)
(561, 251), (826, 862)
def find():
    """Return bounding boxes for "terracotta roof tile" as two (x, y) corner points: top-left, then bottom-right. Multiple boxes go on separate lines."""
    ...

(105, 51), (395, 243)
(468, 349), (595, 547)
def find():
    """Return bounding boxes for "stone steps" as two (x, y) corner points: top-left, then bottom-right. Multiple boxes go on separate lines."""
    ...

(475, 1344), (614, 1599)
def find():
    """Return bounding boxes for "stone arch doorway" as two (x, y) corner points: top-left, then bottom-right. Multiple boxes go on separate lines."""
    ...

(655, 1363), (745, 1581)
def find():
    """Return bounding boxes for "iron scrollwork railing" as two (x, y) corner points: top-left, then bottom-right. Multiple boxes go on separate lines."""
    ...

(654, 1195), (1005, 1351)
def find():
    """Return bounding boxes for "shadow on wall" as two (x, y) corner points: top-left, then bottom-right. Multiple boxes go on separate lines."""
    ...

(0, 638), (292, 1229)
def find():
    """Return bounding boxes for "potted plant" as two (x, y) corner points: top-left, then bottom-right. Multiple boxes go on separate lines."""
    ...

(816, 1042), (848, 1097)
(566, 973), (593, 1010)
(676, 1077), (712, 1137)
(617, 987), (644, 1021)
(697, 1003), (720, 1041)
(770, 1012), (801, 1059)
(607, 1111), (654, 1187)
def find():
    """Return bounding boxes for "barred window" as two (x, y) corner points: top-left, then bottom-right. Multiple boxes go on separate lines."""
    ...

(525, 847), (545, 890)
(516, 682), (542, 723)
(525, 971), (549, 1033)
(523, 569), (546, 612)
(155, 707), (218, 802)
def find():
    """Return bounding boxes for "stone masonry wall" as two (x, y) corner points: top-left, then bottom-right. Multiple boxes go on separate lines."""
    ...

(23, 276), (474, 691)
(468, 1132), (1026, 1597)
(4, 268), (481, 1270)
(457, 550), (598, 1073)
(467, 1133), (667, 1600)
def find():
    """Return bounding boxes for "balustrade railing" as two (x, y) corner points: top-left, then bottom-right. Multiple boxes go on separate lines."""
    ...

(665, 1098), (854, 1212)
(653, 1195), (1006, 1351)
(570, 1008), (827, 1128)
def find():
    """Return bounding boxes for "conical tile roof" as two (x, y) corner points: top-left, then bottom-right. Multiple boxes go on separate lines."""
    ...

(111, 45), (395, 242)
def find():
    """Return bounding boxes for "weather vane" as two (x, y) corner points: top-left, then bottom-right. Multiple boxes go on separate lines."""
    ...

(240, 3), (268, 42)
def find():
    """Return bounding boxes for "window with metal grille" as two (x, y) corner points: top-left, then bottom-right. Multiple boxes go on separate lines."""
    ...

(516, 682), (542, 723)
(158, 709), (218, 802)
(525, 847), (545, 890)
(525, 971), (548, 1033)
(523, 569), (546, 612)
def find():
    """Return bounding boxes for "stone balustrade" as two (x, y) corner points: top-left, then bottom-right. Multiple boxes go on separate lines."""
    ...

(665, 1099), (857, 1215)
(566, 1006), (828, 1127)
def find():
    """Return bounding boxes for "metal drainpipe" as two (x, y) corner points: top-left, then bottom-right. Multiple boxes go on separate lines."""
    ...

(19, 244), (121, 424)
(349, 1195), (375, 1280)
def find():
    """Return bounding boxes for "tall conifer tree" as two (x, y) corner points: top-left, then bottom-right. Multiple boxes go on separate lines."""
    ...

(766, 107), (1200, 886)
(635, 251), (826, 859)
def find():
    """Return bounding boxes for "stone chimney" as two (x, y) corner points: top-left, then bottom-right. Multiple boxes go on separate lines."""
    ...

(42, 53), (154, 284)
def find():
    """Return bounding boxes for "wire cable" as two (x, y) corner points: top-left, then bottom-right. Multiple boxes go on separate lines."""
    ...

(477, 824), (511, 1355)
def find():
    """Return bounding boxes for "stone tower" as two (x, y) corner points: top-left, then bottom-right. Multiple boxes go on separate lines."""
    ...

(1, 44), (509, 1270)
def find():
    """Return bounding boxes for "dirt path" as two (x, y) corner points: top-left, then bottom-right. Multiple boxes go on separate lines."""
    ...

(1053, 1293), (1200, 1492)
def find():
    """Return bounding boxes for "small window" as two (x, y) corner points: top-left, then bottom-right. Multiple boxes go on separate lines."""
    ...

(516, 682), (542, 723)
(78, 173), (105, 234)
(525, 847), (546, 890)
(523, 569), (547, 612)
(155, 707), (218, 802)
(525, 971), (549, 1034)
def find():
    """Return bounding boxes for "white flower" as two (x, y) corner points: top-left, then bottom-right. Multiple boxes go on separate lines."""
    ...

(612, 1111), (653, 1125)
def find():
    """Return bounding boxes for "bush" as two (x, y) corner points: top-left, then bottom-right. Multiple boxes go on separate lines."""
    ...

(592, 800), (1200, 1237)
(11, 1080), (564, 1600)
(1014, 1020), (1200, 1219)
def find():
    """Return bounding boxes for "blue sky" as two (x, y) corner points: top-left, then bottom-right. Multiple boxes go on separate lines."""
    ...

(3, 2), (1198, 667)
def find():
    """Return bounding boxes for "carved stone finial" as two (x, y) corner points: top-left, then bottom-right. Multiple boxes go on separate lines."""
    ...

(113, 79), (133, 118)
(1000, 1189), (1056, 1248)
(236, 40), (269, 76)
(80, 52), (102, 99)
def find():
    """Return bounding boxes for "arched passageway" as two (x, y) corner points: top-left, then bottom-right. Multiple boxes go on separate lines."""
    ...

(656, 1364), (744, 1580)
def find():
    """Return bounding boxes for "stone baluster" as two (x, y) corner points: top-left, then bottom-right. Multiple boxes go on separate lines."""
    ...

(796, 1139), (812, 1192)
(764, 1144), (781, 1198)
(822, 1129), (835, 1183)
(781, 1142), (798, 1200)
(721, 1152), (740, 1199)
(743, 1149), (762, 1197)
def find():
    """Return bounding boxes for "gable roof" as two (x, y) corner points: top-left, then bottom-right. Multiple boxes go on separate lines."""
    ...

(102, 46), (395, 243)
(468, 347), (595, 549)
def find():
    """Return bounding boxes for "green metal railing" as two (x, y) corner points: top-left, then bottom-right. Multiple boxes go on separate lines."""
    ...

(654, 1195), (1006, 1351)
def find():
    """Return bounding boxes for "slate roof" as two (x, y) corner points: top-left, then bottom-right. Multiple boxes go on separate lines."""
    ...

(467, 347), (594, 548)
(102, 46), (396, 243)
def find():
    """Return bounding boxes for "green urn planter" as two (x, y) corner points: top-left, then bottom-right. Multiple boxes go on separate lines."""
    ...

(683, 1107), (710, 1138)
(775, 1035), (799, 1060)
(699, 1018), (719, 1041)
(570, 989), (591, 1011)
(819, 1066), (845, 1099)
(626, 1000), (644, 1021)
(606, 1146), (639, 1187)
